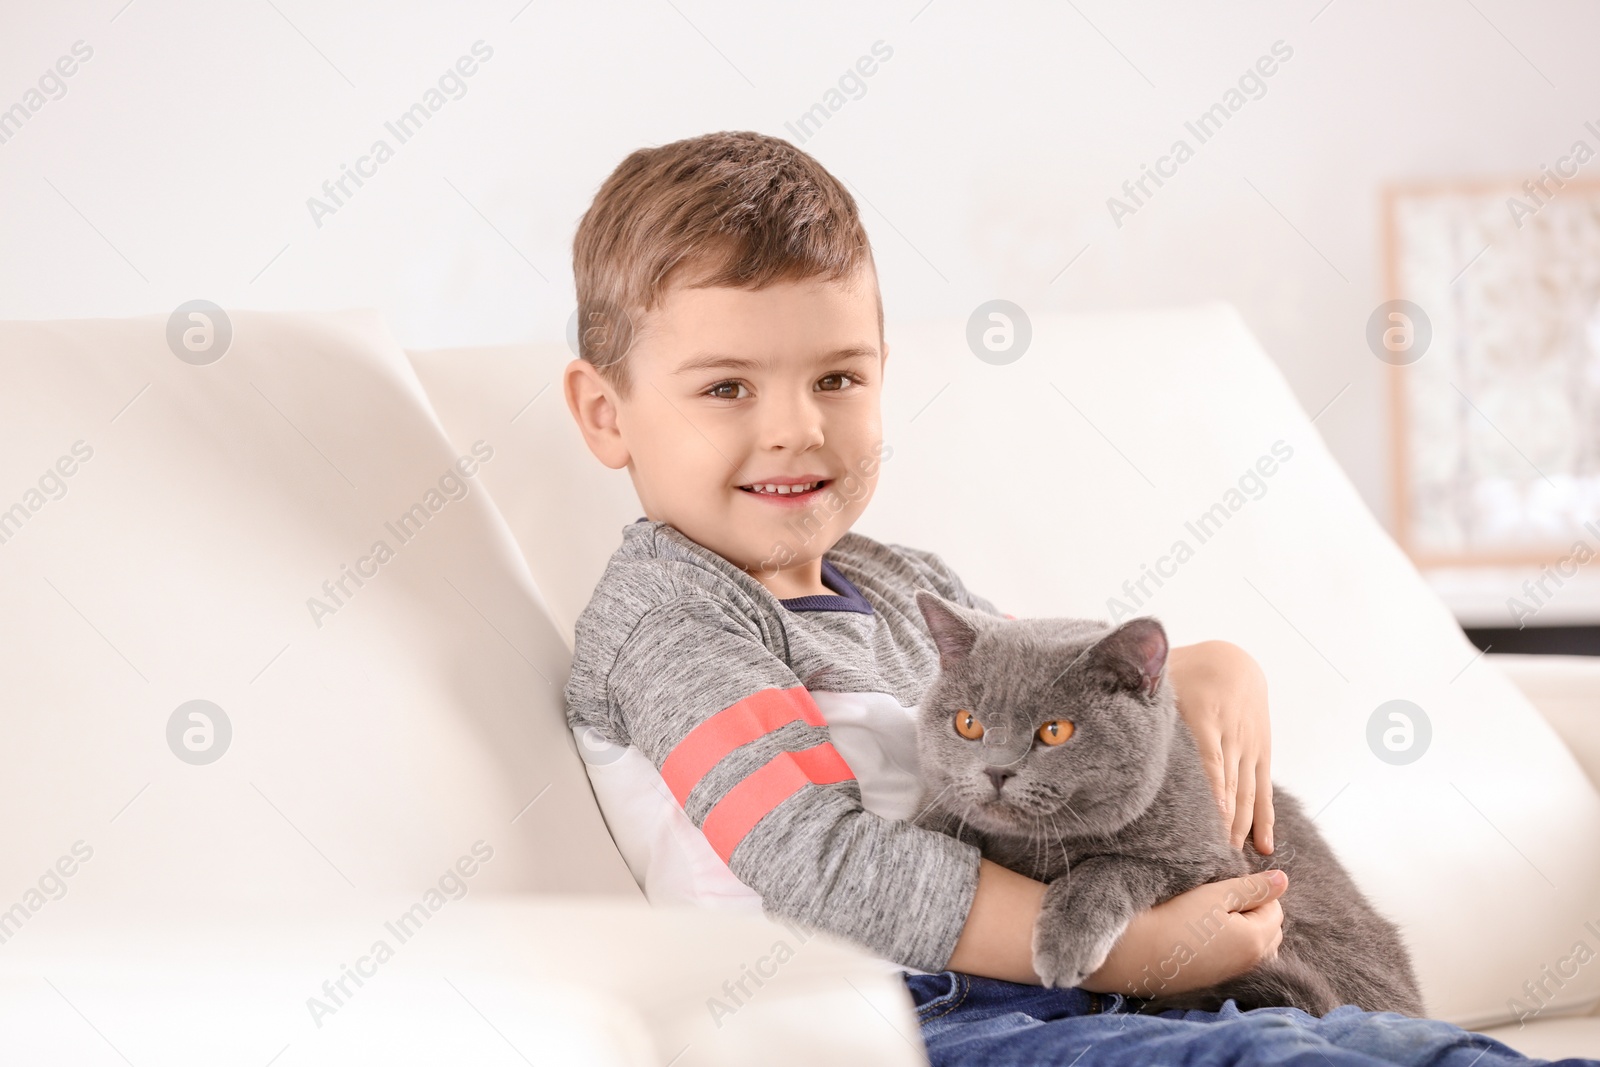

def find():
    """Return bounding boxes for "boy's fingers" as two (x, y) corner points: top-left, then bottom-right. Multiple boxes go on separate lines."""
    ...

(1199, 742), (1229, 814)
(1221, 739), (1240, 808)
(1232, 894), (1284, 959)
(1244, 898), (1283, 931)
(1253, 765), (1275, 853)
(1230, 776), (1256, 849)
(1263, 913), (1286, 957)
(1229, 870), (1287, 910)
(1214, 752), (1236, 827)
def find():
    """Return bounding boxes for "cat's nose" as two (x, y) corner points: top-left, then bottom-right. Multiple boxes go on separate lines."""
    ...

(985, 767), (1015, 795)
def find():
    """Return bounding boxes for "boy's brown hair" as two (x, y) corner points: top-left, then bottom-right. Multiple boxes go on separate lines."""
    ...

(572, 130), (881, 399)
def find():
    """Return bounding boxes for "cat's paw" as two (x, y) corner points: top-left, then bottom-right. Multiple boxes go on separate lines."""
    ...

(1032, 917), (1126, 989)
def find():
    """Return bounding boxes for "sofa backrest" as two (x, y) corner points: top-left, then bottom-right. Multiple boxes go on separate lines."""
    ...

(405, 342), (641, 647)
(0, 311), (639, 912)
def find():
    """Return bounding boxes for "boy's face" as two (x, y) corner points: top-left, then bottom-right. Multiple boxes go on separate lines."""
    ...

(566, 267), (888, 585)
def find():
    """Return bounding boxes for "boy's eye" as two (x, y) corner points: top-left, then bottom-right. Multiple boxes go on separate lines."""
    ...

(1037, 720), (1074, 746)
(706, 380), (749, 400)
(817, 373), (859, 392)
(953, 709), (984, 740)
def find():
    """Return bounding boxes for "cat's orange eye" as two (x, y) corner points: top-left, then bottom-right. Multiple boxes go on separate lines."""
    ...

(1037, 720), (1075, 746)
(953, 710), (985, 740)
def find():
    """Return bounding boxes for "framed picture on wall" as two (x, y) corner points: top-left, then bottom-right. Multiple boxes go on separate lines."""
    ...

(1384, 178), (1600, 566)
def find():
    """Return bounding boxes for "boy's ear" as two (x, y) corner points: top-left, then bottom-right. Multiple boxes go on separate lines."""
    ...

(563, 358), (631, 470)
(916, 590), (980, 668)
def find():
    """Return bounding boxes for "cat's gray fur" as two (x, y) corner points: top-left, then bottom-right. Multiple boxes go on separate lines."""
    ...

(911, 591), (1424, 1017)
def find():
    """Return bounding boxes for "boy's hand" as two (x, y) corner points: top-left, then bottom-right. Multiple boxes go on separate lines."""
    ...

(1167, 641), (1274, 853)
(1079, 871), (1288, 997)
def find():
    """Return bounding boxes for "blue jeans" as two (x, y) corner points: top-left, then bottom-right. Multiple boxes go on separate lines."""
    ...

(902, 971), (1600, 1066)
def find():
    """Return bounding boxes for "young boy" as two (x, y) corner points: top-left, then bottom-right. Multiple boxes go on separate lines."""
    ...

(560, 131), (1577, 1065)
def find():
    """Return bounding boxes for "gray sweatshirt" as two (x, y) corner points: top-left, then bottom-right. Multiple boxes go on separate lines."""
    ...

(564, 519), (1011, 974)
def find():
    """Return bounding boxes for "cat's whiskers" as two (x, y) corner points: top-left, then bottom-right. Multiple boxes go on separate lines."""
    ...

(1056, 796), (1097, 840)
(1048, 810), (1071, 878)
(947, 806), (972, 844)
(1036, 813), (1052, 878)
(911, 783), (956, 828)
(1025, 811), (1042, 869)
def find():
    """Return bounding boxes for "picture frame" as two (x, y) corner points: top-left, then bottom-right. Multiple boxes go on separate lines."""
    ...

(1383, 177), (1600, 566)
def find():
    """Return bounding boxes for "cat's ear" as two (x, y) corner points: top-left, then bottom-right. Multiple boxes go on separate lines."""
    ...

(915, 590), (980, 667)
(1086, 617), (1169, 699)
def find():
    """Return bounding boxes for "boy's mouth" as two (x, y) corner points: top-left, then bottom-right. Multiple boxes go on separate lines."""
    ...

(736, 477), (830, 506)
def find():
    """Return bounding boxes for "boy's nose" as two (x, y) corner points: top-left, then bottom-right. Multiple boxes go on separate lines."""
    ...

(763, 393), (826, 449)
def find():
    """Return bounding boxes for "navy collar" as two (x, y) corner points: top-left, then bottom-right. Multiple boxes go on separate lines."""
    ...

(632, 517), (872, 615)
(779, 557), (873, 615)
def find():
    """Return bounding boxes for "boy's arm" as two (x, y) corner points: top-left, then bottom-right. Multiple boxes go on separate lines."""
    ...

(1167, 640), (1276, 853)
(605, 594), (982, 973)
(945, 859), (1047, 982)
(948, 859), (1290, 993)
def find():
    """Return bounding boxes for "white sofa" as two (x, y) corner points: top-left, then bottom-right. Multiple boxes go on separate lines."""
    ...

(0, 304), (1595, 1063)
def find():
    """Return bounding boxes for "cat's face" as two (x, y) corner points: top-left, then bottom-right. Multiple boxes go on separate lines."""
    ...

(912, 591), (1178, 841)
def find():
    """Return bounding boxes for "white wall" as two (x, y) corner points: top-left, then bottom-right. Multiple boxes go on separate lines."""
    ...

(2, 0), (1595, 538)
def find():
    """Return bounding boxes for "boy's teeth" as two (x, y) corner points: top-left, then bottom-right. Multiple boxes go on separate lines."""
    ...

(745, 481), (821, 495)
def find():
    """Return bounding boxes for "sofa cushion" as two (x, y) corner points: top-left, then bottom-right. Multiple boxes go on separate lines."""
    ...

(1490, 653), (1600, 793)
(0, 311), (637, 907)
(0, 896), (924, 1067)
(1476, 1010), (1600, 1061)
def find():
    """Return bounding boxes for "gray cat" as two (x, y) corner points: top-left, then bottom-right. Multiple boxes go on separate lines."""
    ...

(910, 590), (1424, 1017)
